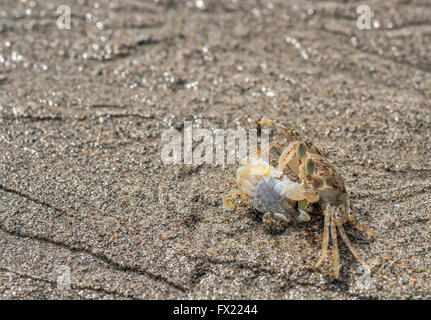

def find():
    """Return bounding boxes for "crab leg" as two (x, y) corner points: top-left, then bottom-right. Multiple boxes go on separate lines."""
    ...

(258, 117), (299, 143)
(346, 199), (375, 237)
(337, 223), (371, 271)
(256, 143), (283, 159)
(245, 143), (282, 162)
(315, 207), (331, 268)
(331, 209), (341, 278)
(348, 213), (375, 238)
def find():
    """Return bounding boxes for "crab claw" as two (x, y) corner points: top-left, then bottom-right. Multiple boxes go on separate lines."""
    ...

(305, 174), (325, 189)
(275, 180), (306, 201)
(296, 142), (307, 160)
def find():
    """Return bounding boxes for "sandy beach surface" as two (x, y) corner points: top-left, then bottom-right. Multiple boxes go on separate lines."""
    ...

(0, 0), (430, 299)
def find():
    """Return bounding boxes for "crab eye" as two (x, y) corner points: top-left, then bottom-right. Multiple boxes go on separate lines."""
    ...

(296, 143), (307, 160)
(305, 158), (316, 175)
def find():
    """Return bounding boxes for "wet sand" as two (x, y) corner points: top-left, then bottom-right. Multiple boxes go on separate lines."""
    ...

(0, 0), (430, 299)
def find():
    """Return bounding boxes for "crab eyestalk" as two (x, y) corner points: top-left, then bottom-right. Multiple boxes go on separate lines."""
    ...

(305, 158), (316, 175)
(296, 143), (307, 160)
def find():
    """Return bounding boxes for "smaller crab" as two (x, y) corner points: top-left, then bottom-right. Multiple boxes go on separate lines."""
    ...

(224, 118), (374, 278)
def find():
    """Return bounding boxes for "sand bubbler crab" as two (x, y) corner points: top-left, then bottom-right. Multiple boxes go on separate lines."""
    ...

(223, 118), (375, 278)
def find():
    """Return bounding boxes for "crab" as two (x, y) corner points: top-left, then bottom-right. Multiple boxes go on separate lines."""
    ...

(223, 117), (374, 278)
